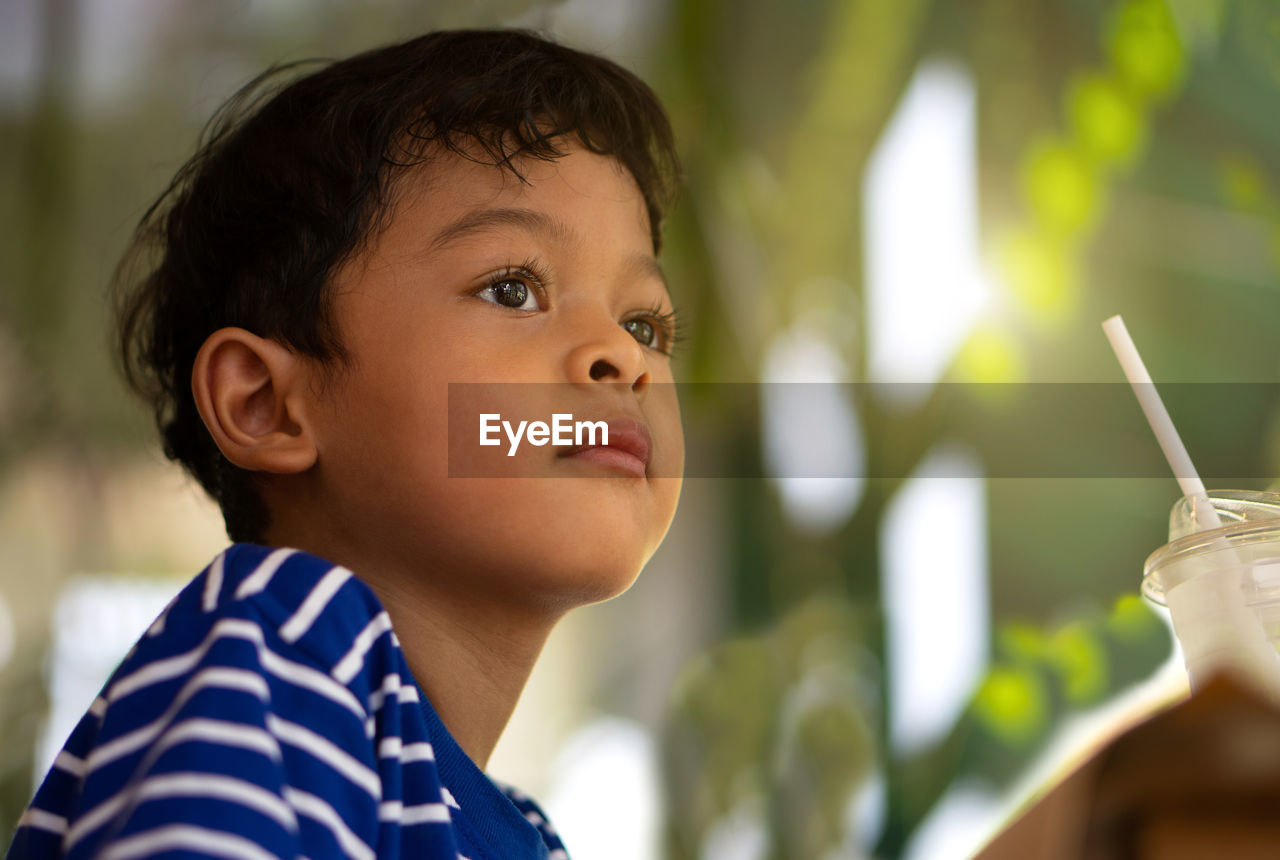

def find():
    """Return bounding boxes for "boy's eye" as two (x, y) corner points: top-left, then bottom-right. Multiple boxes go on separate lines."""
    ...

(622, 318), (658, 349)
(622, 308), (680, 356)
(477, 277), (540, 311)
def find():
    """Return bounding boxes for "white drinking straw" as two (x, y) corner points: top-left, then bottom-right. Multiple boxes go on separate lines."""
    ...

(1102, 315), (1222, 531)
(1101, 315), (1280, 693)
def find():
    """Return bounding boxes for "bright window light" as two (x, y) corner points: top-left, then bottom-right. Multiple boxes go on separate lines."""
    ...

(35, 577), (180, 784)
(761, 324), (866, 533)
(864, 60), (989, 399)
(880, 445), (989, 754)
(543, 717), (660, 860)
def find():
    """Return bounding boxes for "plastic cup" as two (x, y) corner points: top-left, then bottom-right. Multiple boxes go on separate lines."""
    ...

(1143, 490), (1280, 698)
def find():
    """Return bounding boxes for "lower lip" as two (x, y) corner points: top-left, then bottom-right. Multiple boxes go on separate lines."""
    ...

(564, 446), (647, 478)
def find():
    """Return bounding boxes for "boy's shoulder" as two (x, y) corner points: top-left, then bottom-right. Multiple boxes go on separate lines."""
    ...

(10, 546), (428, 858)
(141, 542), (393, 681)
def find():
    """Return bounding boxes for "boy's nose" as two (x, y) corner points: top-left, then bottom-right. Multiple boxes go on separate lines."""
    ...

(565, 320), (650, 395)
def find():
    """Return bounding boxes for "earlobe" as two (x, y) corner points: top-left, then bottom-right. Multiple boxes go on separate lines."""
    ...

(192, 328), (318, 475)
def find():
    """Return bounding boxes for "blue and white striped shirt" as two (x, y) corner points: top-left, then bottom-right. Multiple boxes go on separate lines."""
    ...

(7, 544), (570, 860)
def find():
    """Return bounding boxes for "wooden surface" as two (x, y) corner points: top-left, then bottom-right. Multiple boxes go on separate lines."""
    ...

(974, 673), (1280, 859)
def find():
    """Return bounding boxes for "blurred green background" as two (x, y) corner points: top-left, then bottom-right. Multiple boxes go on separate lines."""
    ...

(2, 0), (1280, 857)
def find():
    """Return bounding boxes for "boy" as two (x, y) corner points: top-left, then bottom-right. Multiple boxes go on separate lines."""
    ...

(8, 28), (684, 860)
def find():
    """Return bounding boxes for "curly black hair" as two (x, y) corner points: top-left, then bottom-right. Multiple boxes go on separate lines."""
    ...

(114, 28), (681, 543)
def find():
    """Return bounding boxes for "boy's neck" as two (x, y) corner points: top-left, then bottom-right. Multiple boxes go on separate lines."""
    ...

(262, 523), (559, 768)
(363, 571), (557, 769)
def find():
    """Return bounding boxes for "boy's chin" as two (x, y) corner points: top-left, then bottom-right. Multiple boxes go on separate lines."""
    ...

(499, 545), (652, 614)
(526, 569), (644, 615)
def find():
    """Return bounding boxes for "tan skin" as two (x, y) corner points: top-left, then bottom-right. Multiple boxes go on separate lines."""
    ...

(191, 144), (685, 768)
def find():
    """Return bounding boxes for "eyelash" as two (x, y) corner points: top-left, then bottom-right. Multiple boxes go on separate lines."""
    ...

(630, 302), (683, 357)
(479, 258), (550, 308)
(477, 259), (684, 357)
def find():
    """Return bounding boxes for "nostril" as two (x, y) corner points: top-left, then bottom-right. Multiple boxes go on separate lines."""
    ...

(589, 359), (616, 381)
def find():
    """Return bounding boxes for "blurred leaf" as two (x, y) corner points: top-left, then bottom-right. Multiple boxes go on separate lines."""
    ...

(955, 326), (1027, 384)
(1217, 153), (1271, 212)
(999, 622), (1050, 663)
(973, 665), (1048, 747)
(1108, 592), (1165, 640)
(1107, 0), (1188, 100)
(1105, 594), (1175, 688)
(665, 597), (877, 857)
(1023, 141), (1102, 236)
(774, 693), (874, 856)
(1069, 73), (1147, 165)
(1048, 622), (1109, 704)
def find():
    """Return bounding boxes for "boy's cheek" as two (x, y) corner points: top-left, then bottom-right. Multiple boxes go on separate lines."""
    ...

(652, 385), (684, 479)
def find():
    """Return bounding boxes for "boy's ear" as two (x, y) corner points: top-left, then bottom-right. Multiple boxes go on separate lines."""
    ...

(192, 327), (318, 475)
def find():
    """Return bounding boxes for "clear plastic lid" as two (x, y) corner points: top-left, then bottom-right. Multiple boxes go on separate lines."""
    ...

(1142, 490), (1280, 603)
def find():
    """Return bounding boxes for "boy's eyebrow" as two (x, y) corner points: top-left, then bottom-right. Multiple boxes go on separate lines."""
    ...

(427, 205), (670, 291)
(426, 207), (577, 253)
(622, 251), (670, 294)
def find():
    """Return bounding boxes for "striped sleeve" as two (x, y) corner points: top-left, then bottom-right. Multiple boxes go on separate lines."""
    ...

(58, 606), (381, 860)
(11, 549), (391, 860)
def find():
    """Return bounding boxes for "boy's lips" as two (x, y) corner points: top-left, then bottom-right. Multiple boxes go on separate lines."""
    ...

(559, 418), (651, 478)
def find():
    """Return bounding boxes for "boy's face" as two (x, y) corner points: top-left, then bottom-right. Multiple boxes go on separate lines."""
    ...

(298, 143), (683, 613)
